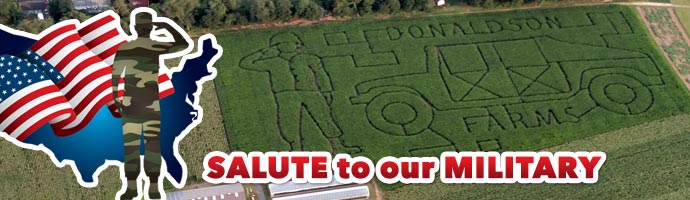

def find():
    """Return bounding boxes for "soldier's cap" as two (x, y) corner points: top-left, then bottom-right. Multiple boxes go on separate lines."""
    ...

(134, 12), (153, 25)
(270, 32), (301, 46)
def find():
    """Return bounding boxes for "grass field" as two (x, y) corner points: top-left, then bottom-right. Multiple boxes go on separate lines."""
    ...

(215, 4), (690, 185)
(677, 8), (690, 30)
(676, 8), (690, 37)
(671, 0), (690, 5)
(387, 113), (690, 199)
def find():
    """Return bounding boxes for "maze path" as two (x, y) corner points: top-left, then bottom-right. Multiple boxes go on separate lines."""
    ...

(219, 5), (690, 159)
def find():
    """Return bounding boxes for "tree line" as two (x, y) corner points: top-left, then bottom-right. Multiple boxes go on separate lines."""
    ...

(145, 0), (440, 30)
(0, 0), (539, 34)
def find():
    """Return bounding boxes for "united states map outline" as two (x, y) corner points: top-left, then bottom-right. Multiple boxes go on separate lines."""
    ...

(0, 8), (223, 192)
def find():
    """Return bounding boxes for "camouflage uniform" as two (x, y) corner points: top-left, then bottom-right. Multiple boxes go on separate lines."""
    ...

(112, 12), (189, 199)
(240, 33), (360, 153)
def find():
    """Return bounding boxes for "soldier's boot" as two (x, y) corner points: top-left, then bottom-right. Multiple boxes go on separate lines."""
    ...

(120, 181), (139, 199)
(122, 120), (143, 200)
(121, 155), (141, 199)
(147, 176), (161, 199)
(143, 120), (163, 199)
(144, 160), (162, 199)
(146, 175), (161, 199)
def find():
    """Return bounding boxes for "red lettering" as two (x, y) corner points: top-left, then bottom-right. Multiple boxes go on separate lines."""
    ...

(380, 161), (398, 179)
(505, 156), (513, 179)
(476, 156), (484, 178)
(291, 156), (309, 179)
(558, 156), (578, 178)
(532, 156), (556, 179)
(421, 161), (435, 179)
(206, 156), (225, 179)
(488, 156), (502, 179)
(578, 156), (602, 179)
(351, 161), (370, 179)
(444, 156), (472, 178)
(251, 156), (267, 178)
(268, 156), (289, 179)
(515, 156), (534, 179)
(401, 161), (418, 179)
(226, 156), (249, 179)
(336, 158), (350, 179)
(312, 156), (328, 179)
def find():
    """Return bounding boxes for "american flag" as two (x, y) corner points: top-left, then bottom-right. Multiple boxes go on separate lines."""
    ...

(31, 21), (114, 136)
(0, 13), (178, 137)
(0, 54), (74, 140)
(77, 11), (175, 118)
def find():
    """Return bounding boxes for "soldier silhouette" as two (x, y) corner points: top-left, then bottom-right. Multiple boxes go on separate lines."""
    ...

(112, 10), (191, 199)
(240, 32), (360, 154)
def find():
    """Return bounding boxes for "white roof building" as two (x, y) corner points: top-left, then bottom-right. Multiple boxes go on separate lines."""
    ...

(273, 185), (370, 200)
(167, 184), (246, 200)
(269, 179), (346, 197)
(269, 179), (370, 200)
(72, 0), (110, 13)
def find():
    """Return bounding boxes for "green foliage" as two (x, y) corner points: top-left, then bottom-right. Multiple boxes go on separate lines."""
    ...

(0, 0), (24, 25)
(198, 0), (229, 28)
(16, 18), (54, 34)
(331, 0), (401, 17)
(375, 0), (402, 14)
(359, 0), (376, 15)
(332, 0), (360, 16)
(105, 0), (132, 30)
(482, 0), (496, 8)
(110, 0), (131, 17)
(401, 0), (415, 11)
(160, 0), (199, 30)
(273, 0), (294, 21)
(61, 10), (90, 22)
(225, 0), (241, 11)
(321, 0), (336, 11)
(414, 0), (434, 11)
(467, 0), (535, 8)
(247, 0), (276, 22)
(48, 0), (74, 21)
(148, 3), (162, 13)
(294, 0), (325, 20)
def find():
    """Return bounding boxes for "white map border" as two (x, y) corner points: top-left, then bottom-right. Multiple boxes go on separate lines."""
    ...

(0, 7), (222, 200)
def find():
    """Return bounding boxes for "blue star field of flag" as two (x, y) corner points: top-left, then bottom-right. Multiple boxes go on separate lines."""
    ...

(0, 54), (62, 103)
(18, 50), (64, 84)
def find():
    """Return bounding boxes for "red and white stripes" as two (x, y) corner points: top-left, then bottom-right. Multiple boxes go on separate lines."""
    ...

(31, 21), (113, 136)
(158, 65), (174, 98)
(0, 80), (74, 140)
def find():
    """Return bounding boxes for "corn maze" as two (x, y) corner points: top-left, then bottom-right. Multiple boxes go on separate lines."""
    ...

(215, 5), (690, 161)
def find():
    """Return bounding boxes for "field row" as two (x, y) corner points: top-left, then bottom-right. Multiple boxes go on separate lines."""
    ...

(387, 113), (690, 199)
